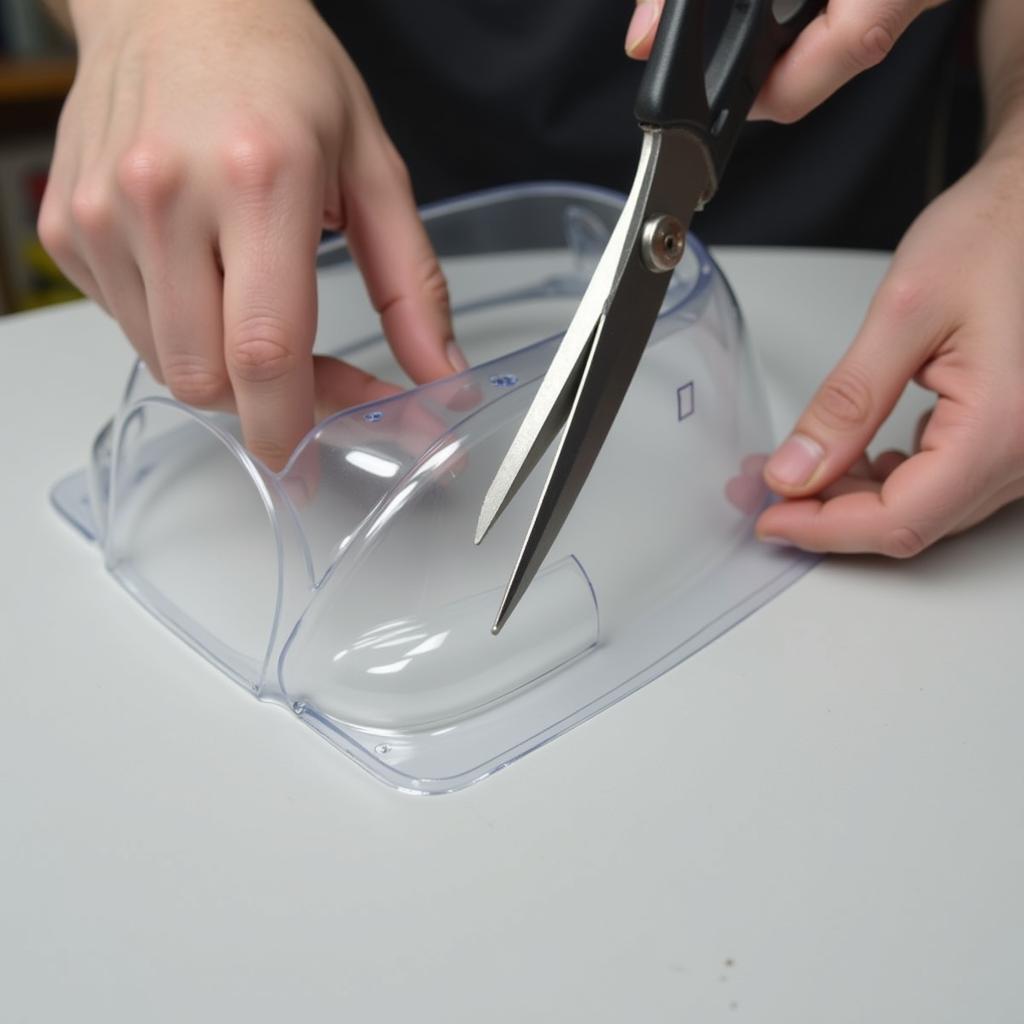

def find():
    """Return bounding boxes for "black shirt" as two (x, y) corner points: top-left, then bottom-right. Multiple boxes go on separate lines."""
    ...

(315, 1), (980, 248)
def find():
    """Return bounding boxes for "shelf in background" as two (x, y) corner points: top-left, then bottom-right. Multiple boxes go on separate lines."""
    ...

(0, 56), (75, 104)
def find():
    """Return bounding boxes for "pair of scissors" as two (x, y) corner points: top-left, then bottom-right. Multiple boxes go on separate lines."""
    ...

(476, 0), (826, 634)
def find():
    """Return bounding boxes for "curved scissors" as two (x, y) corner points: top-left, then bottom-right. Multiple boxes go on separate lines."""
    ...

(476, 0), (827, 634)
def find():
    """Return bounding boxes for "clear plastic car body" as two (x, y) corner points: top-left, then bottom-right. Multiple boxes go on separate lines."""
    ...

(52, 183), (814, 793)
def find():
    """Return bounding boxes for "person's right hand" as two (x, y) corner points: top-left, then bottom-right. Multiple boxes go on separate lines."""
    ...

(40, 0), (465, 470)
(626, 0), (951, 123)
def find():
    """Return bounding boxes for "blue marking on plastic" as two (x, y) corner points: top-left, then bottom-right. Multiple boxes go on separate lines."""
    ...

(363, 410), (384, 423)
(489, 374), (519, 388)
(677, 382), (695, 421)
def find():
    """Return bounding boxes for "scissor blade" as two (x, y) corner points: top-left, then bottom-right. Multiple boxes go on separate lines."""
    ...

(474, 174), (644, 547)
(474, 321), (596, 547)
(489, 128), (712, 634)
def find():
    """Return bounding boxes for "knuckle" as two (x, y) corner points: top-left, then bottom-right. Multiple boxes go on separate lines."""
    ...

(37, 199), (71, 260)
(877, 274), (928, 324)
(69, 182), (114, 235)
(382, 141), (412, 189)
(811, 364), (875, 432)
(116, 143), (181, 208)
(245, 436), (294, 470)
(227, 315), (297, 383)
(882, 524), (929, 559)
(163, 359), (230, 408)
(421, 259), (451, 313)
(219, 130), (287, 193)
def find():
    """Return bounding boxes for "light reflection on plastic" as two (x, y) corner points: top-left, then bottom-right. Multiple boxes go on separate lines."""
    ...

(365, 632), (429, 651)
(344, 449), (401, 478)
(330, 625), (449, 672)
(405, 631), (450, 657)
(363, 440), (461, 542)
(414, 440), (461, 478)
(367, 659), (412, 676)
(353, 623), (422, 649)
(365, 482), (418, 540)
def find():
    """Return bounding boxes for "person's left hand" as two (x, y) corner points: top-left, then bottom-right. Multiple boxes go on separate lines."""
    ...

(753, 134), (1024, 555)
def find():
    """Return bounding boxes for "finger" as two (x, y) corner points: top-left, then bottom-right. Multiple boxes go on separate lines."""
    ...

(871, 449), (909, 479)
(741, 453), (769, 477)
(817, 473), (881, 500)
(144, 241), (230, 409)
(219, 139), (323, 471)
(787, 471), (1024, 545)
(750, 1), (939, 123)
(316, 366), (451, 464)
(725, 472), (768, 515)
(44, 237), (108, 313)
(757, 430), (987, 556)
(846, 453), (874, 480)
(37, 189), (109, 312)
(112, 144), (232, 410)
(131, 219), (230, 408)
(913, 408), (931, 451)
(69, 180), (160, 372)
(313, 354), (403, 418)
(625, 0), (662, 59)
(341, 128), (465, 384)
(38, 105), (112, 312)
(763, 274), (944, 497)
(96, 259), (160, 376)
(768, 465), (892, 506)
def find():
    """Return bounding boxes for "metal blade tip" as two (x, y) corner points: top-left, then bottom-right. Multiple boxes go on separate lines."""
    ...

(489, 585), (523, 636)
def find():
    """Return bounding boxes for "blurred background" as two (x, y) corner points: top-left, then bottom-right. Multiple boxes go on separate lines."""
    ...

(0, 0), (75, 314)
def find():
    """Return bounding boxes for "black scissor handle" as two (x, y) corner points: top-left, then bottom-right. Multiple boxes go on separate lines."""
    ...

(635, 0), (826, 186)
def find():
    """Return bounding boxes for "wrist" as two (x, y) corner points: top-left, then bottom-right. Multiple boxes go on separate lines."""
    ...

(67, 0), (313, 48)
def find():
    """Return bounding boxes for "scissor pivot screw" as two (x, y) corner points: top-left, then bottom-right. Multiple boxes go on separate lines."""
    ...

(641, 214), (685, 273)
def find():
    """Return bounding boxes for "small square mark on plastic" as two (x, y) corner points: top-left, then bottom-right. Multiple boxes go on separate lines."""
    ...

(677, 381), (695, 421)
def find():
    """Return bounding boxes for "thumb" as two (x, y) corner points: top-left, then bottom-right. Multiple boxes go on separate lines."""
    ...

(763, 281), (936, 496)
(625, 0), (663, 59)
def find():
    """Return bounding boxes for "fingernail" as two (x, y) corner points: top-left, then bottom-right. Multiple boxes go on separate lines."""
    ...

(626, 1), (658, 55)
(764, 433), (824, 488)
(447, 341), (470, 374)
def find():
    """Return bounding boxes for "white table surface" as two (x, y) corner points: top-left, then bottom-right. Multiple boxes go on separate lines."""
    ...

(2, 249), (1022, 1024)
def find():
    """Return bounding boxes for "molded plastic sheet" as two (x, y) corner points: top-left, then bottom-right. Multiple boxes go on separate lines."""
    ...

(52, 183), (814, 793)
